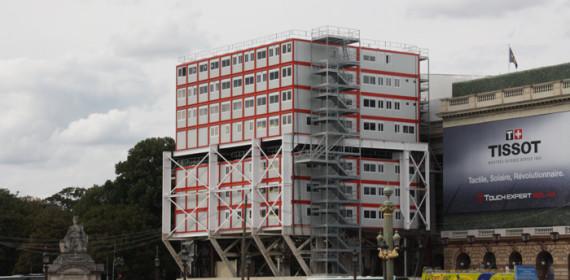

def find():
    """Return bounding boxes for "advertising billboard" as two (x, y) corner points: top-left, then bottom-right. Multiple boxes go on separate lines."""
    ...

(443, 111), (570, 214)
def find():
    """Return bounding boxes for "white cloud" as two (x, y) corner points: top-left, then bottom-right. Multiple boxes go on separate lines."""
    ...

(1, 0), (570, 197)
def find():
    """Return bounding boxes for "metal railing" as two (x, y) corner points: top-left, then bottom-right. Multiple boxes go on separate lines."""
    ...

(177, 27), (427, 63)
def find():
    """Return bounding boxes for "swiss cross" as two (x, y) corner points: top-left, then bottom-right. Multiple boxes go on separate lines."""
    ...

(514, 128), (523, 140)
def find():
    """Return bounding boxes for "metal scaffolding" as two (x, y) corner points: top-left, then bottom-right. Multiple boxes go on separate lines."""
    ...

(296, 26), (362, 275)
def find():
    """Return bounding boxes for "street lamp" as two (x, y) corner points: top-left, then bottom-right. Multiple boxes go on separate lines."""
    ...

(521, 233), (530, 243)
(42, 249), (50, 280)
(352, 249), (358, 280)
(550, 232), (559, 242)
(180, 247), (189, 280)
(377, 187), (400, 280)
(154, 246), (160, 280)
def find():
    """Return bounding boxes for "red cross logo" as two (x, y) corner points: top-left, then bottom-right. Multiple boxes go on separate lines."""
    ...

(514, 128), (523, 140)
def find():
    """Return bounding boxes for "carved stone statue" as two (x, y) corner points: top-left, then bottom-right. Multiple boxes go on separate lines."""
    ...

(60, 216), (88, 254)
(47, 216), (103, 280)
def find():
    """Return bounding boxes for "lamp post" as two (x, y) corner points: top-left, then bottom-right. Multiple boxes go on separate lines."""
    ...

(180, 247), (189, 280)
(352, 249), (358, 280)
(154, 246), (160, 280)
(377, 187), (401, 280)
(42, 249), (50, 280)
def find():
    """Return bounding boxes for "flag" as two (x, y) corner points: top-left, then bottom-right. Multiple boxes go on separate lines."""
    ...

(509, 47), (518, 69)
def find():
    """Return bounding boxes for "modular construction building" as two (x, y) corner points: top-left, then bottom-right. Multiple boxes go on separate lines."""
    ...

(161, 26), (433, 278)
(439, 63), (570, 280)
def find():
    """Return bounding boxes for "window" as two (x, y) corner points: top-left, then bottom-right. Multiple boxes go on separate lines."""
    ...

(245, 98), (254, 108)
(386, 101), (392, 109)
(257, 50), (266, 60)
(364, 186), (377, 196)
(236, 123), (242, 133)
(221, 80), (231, 90)
(378, 76), (384, 86)
(269, 94), (279, 104)
(233, 78), (242, 88)
(341, 209), (353, 218)
(363, 54), (376, 61)
(249, 53), (254, 61)
(177, 67), (186, 77)
(281, 90), (292, 102)
(386, 54), (391, 64)
(269, 117), (279, 127)
(378, 100), (384, 109)
(210, 126), (219, 137)
(363, 163), (377, 172)
(256, 72), (267, 82)
(199, 64), (208, 72)
(363, 75), (376, 85)
(395, 79), (400, 87)
(256, 119), (267, 128)
(364, 210), (377, 219)
(210, 61), (219, 70)
(363, 122), (376, 131)
(281, 43), (292, 54)
(394, 124), (400, 133)
(363, 98), (376, 108)
(199, 106), (208, 116)
(209, 82), (219, 93)
(188, 66), (196, 74)
(282, 114), (292, 126)
(245, 76), (254, 85)
(306, 208), (312, 216)
(378, 123), (384, 131)
(269, 70), (279, 81)
(256, 96), (267, 106)
(232, 100), (242, 111)
(199, 84), (208, 95)
(244, 53), (250, 63)
(403, 125), (415, 134)
(395, 102), (400, 110)
(395, 212), (401, 220)
(221, 102), (230, 113)
(395, 165), (400, 174)
(395, 189), (400, 197)
(386, 78), (392, 87)
(221, 59), (230, 68)
(377, 164), (384, 173)
(232, 55), (242, 65)
(281, 67), (292, 78)
(210, 104), (219, 115)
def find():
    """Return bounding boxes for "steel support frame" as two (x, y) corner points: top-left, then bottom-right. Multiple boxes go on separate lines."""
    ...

(399, 150), (431, 231)
(162, 139), (290, 277)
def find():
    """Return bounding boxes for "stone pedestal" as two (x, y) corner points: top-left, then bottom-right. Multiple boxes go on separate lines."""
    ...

(47, 253), (104, 280)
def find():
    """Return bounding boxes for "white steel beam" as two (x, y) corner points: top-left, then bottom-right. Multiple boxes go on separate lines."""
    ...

(162, 152), (172, 235)
(208, 145), (219, 234)
(400, 150), (411, 230)
(281, 137), (293, 227)
(251, 139), (262, 230)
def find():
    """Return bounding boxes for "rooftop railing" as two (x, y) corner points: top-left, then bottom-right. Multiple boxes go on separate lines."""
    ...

(440, 79), (570, 114)
(177, 26), (426, 63)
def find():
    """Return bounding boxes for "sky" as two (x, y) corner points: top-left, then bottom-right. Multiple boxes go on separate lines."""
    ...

(1, 0), (569, 197)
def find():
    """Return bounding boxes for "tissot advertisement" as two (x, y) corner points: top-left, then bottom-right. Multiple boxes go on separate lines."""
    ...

(443, 111), (570, 214)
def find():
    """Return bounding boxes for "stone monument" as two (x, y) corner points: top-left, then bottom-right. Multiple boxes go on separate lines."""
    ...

(47, 216), (104, 280)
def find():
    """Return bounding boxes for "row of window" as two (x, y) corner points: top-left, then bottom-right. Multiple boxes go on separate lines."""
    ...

(363, 209), (402, 220)
(178, 43), (293, 77)
(362, 53), (392, 64)
(362, 74), (402, 87)
(208, 115), (292, 138)
(363, 98), (412, 110)
(363, 121), (415, 135)
(363, 186), (401, 197)
(394, 124), (415, 134)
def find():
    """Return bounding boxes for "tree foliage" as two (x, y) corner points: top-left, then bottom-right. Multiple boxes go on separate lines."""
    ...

(0, 137), (177, 279)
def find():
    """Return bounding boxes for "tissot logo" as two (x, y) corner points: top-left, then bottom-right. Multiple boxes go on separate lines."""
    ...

(488, 127), (541, 158)
(506, 128), (523, 140)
